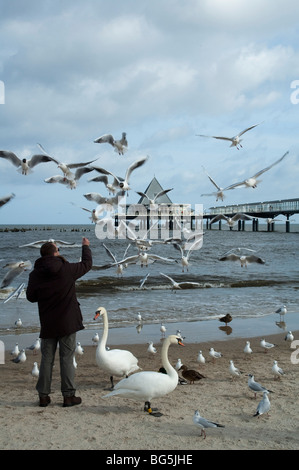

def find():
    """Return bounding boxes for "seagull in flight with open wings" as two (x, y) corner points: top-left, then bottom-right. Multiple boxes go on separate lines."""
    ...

(197, 122), (262, 149)
(201, 167), (235, 201)
(94, 132), (128, 155)
(225, 151), (289, 189)
(91, 156), (148, 193)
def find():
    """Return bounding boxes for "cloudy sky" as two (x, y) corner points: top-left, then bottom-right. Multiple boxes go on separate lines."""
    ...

(0, 0), (298, 225)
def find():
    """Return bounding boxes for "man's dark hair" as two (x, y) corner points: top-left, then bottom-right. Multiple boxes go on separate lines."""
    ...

(40, 242), (57, 257)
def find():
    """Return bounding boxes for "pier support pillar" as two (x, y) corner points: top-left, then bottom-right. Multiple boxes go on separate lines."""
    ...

(286, 214), (290, 233)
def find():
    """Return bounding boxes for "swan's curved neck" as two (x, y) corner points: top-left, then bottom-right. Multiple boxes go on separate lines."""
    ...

(161, 339), (176, 377)
(98, 312), (108, 351)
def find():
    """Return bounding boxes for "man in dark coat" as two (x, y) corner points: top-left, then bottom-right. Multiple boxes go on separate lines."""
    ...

(26, 237), (92, 407)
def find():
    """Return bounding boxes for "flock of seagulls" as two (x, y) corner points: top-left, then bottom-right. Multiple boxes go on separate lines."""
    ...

(1, 123), (295, 444)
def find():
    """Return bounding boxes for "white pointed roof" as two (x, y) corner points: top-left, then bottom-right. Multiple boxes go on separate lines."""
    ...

(137, 176), (173, 204)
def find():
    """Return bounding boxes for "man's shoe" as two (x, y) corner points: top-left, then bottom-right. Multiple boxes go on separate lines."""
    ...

(39, 395), (51, 407)
(63, 396), (82, 407)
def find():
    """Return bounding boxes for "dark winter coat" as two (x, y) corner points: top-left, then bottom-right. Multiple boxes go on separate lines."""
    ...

(26, 245), (92, 338)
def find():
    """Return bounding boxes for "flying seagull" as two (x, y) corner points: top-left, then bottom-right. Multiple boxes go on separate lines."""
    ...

(37, 143), (98, 179)
(210, 213), (253, 228)
(200, 167), (234, 201)
(136, 188), (173, 205)
(45, 167), (94, 189)
(197, 122), (262, 149)
(94, 132), (128, 155)
(91, 155), (149, 193)
(0, 150), (54, 175)
(219, 253), (265, 268)
(0, 193), (15, 208)
(224, 151), (289, 189)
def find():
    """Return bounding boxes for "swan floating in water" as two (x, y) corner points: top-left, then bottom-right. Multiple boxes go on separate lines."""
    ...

(103, 334), (184, 417)
(94, 306), (140, 389)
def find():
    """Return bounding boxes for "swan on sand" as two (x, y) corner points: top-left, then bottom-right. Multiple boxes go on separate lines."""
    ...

(103, 334), (184, 417)
(94, 307), (140, 389)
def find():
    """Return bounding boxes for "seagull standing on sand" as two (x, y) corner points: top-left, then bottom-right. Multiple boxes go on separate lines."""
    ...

(229, 360), (242, 379)
(260, 338), (276, 353)
(0, 150), (54, 175)
(175, 358), (183, 370)
(197, 122), (262, 149)
(244, 341), (253, 357)
(285, 331), (294, 342)
(272, 360), (284, 380)
(247, 374), (273, 399)
(192, 410), (225, 439)
(11, 343), (20, 357)
(197, 350), (206, 366)
(147, 342), (157, 355)
(209, 348), (222, 362)
(14, 318), (22, 327)
(75, 342), (84, 356)
(32, 362), (40, 378)
(94, 132), (128, 155)
(92, 333), (100, 345)
(253, 391), (271, 418)
(27, 338), (41, 355)
(12, 349), (26, 363)
(160, 323), (167, 337)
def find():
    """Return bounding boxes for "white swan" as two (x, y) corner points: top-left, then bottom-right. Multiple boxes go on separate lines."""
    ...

(103, 334), (184, 417)
(94, 307), (140, 389)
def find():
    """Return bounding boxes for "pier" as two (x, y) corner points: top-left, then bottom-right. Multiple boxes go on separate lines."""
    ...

(204, 198), (299, 232)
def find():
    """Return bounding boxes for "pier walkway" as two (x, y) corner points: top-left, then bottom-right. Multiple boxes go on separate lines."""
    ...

(204, 198), (299, 232)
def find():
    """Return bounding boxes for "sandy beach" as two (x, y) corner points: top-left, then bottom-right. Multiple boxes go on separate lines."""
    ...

(1, 329), (298, 452)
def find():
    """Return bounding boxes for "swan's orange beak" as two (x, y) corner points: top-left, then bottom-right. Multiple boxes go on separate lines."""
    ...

(178, 339), (185, 346)
(94, 311), (100, 320)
